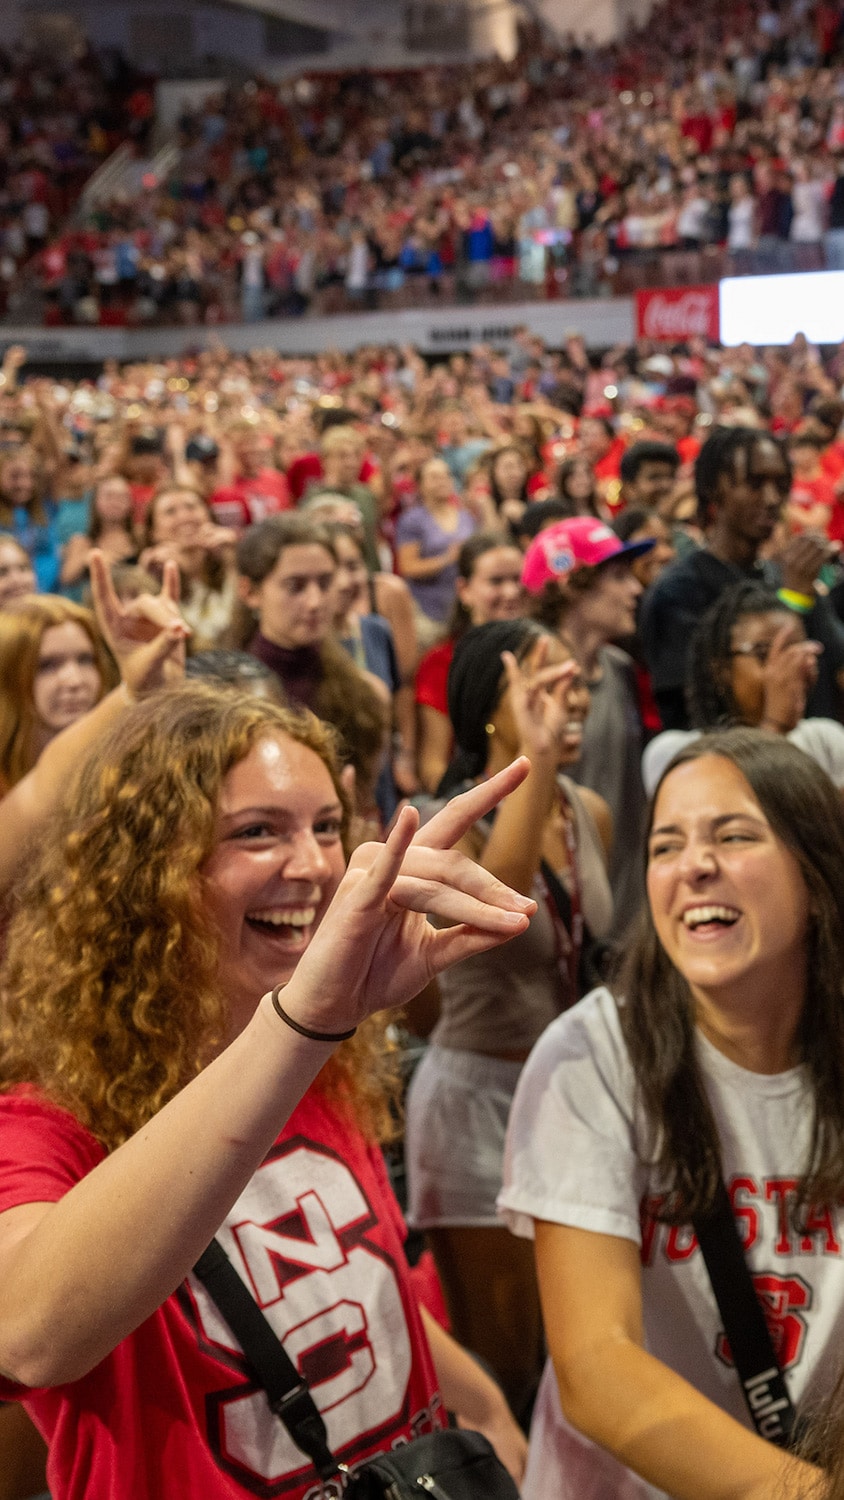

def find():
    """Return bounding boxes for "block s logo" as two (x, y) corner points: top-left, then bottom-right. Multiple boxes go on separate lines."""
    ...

(184, 1143), (413, 1494)
(716, 1273), (811, 1372)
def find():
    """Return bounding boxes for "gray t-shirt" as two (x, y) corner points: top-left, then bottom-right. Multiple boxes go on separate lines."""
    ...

(568, 645), (645, 938)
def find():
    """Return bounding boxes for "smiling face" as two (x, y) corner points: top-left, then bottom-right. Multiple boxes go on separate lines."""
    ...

(457, 544), (523, 624)
(201, 734), (346, 1031)
(32, 621), (102, 735)
(492, 633), (590, 765)
(646, 755), (810, 1031)
(150, 488), (209, 547)
(246, 543), (337, 649)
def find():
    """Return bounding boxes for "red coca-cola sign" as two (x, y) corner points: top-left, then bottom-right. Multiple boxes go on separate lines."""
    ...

(635, 284), (720, 342)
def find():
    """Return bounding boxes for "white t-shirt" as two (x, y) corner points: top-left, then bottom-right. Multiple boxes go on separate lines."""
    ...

(727, 195), (757, 250)
(642, 720), (844, 799)
(498, 988), (844, 1500)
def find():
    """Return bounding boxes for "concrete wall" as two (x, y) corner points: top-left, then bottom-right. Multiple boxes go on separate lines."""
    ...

(19, 0), (519, 71)
(532, 0), (654, 45)
(0, 295), (635, 362)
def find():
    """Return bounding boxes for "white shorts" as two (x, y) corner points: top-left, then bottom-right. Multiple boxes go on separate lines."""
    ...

(404, 1045), (524, 1230)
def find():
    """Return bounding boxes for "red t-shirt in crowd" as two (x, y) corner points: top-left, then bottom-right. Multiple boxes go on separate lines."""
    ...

(209, 470), (292, 530)
(821, 441), (844, 484)
(526, 471), (551, 499)
(676, 435), (701, 466)
(286, 453), (323, 503)
(790, 472), (836, 530)
(0, 1087), (445, 1500)
(593, 438), (626, 484)
(129, 482), (157, 527)
(414, 638), (456, 716)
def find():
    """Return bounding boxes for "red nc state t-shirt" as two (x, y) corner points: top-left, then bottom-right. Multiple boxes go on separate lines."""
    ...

(209, 471), (292, 530)
(0, 1087), (445, 1500)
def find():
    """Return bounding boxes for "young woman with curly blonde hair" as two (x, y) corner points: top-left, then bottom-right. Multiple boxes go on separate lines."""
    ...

(0, 676), (530, 1500)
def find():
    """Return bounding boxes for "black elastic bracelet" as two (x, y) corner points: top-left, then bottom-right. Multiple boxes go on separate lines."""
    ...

(270, 984), (357, 1043)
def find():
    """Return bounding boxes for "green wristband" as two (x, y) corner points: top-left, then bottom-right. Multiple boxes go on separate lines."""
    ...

(777, 587), (814, 615)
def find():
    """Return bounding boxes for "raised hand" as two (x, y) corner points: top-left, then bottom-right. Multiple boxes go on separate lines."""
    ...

(759, 625), (821, 734)
(501, 640), (579, 762)
(89, 550), (191, 696)
(281, 759), (537, 1034)
(197, 521), (237, 554)
(777, 531), (831, 596)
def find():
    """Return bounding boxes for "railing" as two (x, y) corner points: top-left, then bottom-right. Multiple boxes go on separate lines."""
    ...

(74, 143), (137, 221)
(75, 137), (183, 222)
(2, 236), (833, 331)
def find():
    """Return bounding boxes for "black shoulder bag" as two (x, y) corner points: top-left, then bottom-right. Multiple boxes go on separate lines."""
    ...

(693, 1179), (797, 1449)
(193, 1238), (521, 1499)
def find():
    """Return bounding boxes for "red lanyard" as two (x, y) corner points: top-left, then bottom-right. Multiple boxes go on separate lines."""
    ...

(541, 787), (583, 1004)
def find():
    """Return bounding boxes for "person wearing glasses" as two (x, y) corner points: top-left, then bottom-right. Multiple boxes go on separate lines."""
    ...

(642, 581), (844, 796)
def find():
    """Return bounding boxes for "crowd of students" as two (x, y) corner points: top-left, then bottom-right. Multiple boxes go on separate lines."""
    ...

(0, 40), (153, 320)
(6, 0), (844, 326)
(3, 322), (844, 1499)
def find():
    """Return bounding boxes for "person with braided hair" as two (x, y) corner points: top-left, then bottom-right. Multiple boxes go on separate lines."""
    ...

(405, 618), (612, 1421)
(640, 427), (844, 730)
(642, 581), (844, 795)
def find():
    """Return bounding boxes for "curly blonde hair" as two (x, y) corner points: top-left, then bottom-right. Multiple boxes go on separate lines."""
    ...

(0, 680), (399, 1151)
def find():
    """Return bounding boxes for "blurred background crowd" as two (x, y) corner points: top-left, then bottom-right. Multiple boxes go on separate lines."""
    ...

(4, 0), (844, 327)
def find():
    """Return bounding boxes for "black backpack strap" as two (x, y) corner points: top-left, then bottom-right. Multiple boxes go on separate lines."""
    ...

(693, 1179), (797, 1448)
(193, 1238), (339, 1481)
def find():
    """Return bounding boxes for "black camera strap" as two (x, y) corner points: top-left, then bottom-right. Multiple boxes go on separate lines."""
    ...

(693, 1178), (797, 1448)
(193, 1238), (339, 1481)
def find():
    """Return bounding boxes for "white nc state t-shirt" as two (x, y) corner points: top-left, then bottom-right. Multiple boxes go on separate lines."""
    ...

(498, 987), (844, 1500)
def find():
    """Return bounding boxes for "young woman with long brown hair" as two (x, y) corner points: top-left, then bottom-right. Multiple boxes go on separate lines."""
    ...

(0, 595), (115, 795)
(0, 555), (187, 904)
(415, 531), (524, 793)
(501, 729), (844, 1500)
(236, 513), (389, 820)
(0, 535), (36, 610)
(141, 484), (237, 649)
(59, 475), (139, 600)
(0, 672), (531, 1500)
(0, 448), (60, 594)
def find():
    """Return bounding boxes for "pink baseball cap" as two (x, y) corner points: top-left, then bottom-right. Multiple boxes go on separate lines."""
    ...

(521, 516), (655, 593)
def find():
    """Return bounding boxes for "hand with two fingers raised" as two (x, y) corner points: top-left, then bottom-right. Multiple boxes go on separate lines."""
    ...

(279, 759), (538, 1035)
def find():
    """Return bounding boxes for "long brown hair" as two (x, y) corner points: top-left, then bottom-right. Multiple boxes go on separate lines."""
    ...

(0, 681), (399, 1151)
(0, 595), (115, 792)
(0, 448), (48, 529)
(235, 515), (387, 797)
(145, 485), (225, 593)
(618, 728), (844, 1223)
